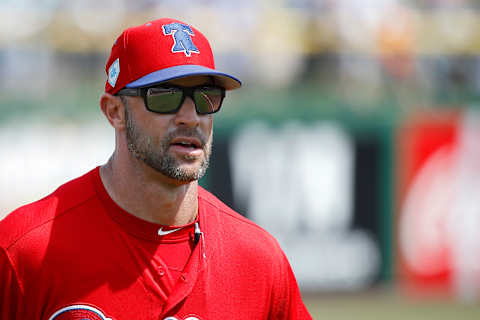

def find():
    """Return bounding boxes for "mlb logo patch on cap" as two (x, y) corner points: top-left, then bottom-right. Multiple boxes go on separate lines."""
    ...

(104, 18), (241, 95)
(108, 58), (120, 87)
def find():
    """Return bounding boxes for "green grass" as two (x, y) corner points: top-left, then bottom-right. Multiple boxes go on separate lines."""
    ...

(303, 291), (480, 320)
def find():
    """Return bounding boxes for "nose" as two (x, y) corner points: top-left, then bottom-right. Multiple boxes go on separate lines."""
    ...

(174, 97), (200, 127)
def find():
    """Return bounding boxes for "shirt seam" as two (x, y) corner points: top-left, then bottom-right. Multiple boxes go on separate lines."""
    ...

(1, 246), (25, 299)
(5, 192), (98, 251)
(199, 194), (270, 233)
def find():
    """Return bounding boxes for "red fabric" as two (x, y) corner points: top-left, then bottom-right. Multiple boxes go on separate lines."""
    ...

(0, 167), (312, 320)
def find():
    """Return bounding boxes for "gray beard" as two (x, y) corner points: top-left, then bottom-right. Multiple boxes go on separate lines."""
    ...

(125, 107), (211, 182)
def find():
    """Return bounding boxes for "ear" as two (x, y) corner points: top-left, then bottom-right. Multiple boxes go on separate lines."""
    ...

(100, 93), (126, 130)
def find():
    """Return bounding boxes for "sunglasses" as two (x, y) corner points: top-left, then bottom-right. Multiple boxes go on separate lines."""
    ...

(116, 85), (226, 115)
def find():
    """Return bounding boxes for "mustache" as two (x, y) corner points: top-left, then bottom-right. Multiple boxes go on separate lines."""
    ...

(165, 127), (209, 147)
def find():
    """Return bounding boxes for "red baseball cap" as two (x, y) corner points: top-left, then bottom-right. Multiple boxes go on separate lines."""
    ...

(105, 18), (241, 95)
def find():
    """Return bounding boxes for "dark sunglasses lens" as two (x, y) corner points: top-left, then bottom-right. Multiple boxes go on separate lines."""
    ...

(146, 88), (183, 113)
(194, 87), (224, 114)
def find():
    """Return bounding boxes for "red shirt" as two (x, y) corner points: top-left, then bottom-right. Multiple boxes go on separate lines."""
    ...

(0, 168), (312, 319)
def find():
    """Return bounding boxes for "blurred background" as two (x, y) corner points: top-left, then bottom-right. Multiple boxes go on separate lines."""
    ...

(2, 0), (480, 319)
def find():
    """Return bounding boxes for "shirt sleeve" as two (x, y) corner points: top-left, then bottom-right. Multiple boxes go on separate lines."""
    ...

(270, 249), (313, 320)
(0, 247), (23, 319)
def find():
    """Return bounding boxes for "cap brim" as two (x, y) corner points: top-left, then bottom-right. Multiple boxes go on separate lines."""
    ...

(125, 65), (241, 90)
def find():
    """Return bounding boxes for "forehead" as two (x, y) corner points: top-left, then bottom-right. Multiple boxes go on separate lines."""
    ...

(162, 75), (213, 87)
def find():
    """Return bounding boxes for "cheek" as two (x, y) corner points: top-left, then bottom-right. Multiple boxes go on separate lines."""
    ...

(201, 117), (214, 135)
(145, 116), (173, 137)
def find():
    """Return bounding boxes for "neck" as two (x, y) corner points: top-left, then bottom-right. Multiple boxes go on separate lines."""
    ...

(100, 155), (199, 226)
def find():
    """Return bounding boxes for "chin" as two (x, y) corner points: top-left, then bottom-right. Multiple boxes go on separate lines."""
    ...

(144, 152), (209, 182)
(162, 164), (206, 182)
(178, 166), (204, 179)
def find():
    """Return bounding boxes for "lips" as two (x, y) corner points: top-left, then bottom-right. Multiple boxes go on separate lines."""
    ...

(168, 136), (205, 159)
(170, 137), (202, 149)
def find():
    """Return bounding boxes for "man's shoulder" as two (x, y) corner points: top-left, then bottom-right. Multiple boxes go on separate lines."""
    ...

(198, 186), (261, 230)
(0, 168), (98, 249)
(198, 186), (282, 254)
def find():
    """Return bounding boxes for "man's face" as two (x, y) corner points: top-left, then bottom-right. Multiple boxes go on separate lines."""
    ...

(123, 76), (214, 182)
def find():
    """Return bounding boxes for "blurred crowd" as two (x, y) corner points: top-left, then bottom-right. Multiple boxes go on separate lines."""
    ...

(1, 0), (480, 114)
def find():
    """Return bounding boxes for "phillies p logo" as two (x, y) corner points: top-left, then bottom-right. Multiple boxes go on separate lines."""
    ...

(48, 305), (113, 320)
(162, 23), (200, 57)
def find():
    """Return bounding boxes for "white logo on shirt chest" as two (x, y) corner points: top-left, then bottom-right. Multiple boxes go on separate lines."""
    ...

(157, 227), (182, 236)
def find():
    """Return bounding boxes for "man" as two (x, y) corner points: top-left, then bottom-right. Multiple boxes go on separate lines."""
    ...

(0, 18), (312, 319)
